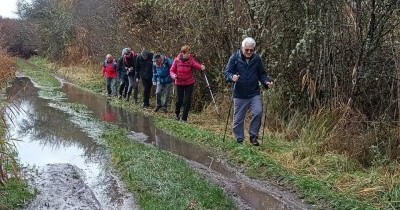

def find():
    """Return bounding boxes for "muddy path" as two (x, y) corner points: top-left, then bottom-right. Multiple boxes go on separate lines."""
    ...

(6, 76), (311, 210)
(6, 77), (137, 210)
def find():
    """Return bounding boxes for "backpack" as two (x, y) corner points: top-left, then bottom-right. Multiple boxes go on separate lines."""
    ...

(103, 60), (117, 70)
(163, 56), (172, 71)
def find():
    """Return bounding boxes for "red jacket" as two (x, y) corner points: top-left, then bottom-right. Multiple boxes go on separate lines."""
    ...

(170, 53), (202, 86)
(102, 60), (117, 78)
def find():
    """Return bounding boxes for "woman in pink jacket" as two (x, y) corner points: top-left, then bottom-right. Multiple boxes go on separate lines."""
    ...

(170, 45), (205, 122)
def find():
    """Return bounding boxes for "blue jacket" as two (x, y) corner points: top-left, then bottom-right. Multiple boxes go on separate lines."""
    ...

(224, 49), (270, 99)
(152, 57), (172, 85)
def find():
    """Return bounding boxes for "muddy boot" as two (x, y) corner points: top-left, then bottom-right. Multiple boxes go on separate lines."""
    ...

(249, 135), (260, 146)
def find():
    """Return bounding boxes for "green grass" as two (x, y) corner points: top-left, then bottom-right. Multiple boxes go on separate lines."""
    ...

(16, 57), (60, 88)
(0, 178), (34, 209)
(153, 117), (374, 210)
(103, 129), (236, 210)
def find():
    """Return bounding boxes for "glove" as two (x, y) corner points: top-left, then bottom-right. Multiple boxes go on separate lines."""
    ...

(153, 81), (157, 86)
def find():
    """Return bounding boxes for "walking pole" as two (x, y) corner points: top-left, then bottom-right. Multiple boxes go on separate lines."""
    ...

(261, 91), (267, 144)
(223, 82), (235, 142)
(203, 72), (220, 117)
(261, 85), (272, 144)
(170, 84), (175, 113)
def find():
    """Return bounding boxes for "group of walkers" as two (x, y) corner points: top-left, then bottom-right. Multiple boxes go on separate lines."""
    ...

(101, 37), (273, 146)
(101, 45), (205, 123)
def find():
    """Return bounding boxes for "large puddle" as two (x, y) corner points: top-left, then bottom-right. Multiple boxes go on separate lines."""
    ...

(6, 77), (308, 210)
(5, 77), (135, 209)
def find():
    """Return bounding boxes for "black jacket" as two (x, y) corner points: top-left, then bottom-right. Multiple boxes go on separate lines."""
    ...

(118, 54), (137, 79)
(136, 53), (154, 80)
(224, 49), (270, 99)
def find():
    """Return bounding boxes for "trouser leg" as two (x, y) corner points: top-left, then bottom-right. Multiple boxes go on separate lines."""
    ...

(106, 78), (112, 95)
(155, 84), (162, 107)
(248, 95), (263, 137)
(181, 85), (194, 121)
(142, 79), (152, 106)
(175, 85), (185, 118)
(162, 83), (171, 109)
(233, 98), (250, 140)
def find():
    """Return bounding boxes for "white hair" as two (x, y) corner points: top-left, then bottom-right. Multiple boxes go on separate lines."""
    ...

(241, 37), (256, 48)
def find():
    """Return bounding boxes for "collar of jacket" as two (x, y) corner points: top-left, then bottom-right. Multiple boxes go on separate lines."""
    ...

(236, 49), (258, 66)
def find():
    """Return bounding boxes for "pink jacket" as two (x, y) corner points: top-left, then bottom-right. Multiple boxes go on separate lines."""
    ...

(170, 53), (202, 86)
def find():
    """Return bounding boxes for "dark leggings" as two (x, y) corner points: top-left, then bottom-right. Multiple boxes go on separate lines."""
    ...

(142, 79), (153, 106)
(175, 84), (194, 121)
(127, 75), (138, 102)
(119, 76), (129, 98)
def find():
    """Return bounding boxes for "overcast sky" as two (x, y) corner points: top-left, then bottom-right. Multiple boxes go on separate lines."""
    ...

(0, 0), (19, 19)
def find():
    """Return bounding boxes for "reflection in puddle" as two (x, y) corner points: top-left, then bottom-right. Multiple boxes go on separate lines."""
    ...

(5, 77), (135, 210)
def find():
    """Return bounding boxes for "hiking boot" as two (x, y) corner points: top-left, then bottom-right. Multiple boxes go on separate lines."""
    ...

(236, 138), (244, 144)
(154, 106), (161, 112)
(162, 108), (167, 113)
(249, 136), (260, 146)
(175, 114), (180, 121)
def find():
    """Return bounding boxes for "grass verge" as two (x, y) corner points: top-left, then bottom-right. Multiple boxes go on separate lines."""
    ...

(103, 128), (237, 210)
(16, 57), (60, 88)
(0, 178), (34, 209)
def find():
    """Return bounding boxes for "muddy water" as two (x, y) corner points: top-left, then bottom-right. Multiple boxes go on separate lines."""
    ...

(7, 77), (308, 210)
(5, 77), (136, 209)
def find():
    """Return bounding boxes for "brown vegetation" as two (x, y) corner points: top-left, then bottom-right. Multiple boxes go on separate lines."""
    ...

(0, 51), (17, 186)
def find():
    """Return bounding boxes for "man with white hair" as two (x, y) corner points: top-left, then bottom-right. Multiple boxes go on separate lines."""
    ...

(224, 37), (273, 146)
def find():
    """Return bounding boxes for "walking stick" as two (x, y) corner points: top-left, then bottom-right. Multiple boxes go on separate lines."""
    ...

(261, 85), (272, 144)
(203, 72), (220, 117)
(223, 82), (236, 142)
(261, 92), (268, 143)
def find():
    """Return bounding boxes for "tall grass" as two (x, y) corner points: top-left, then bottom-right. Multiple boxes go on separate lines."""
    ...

(0, 52), (34, 209)
(0, 51), (16, 185)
